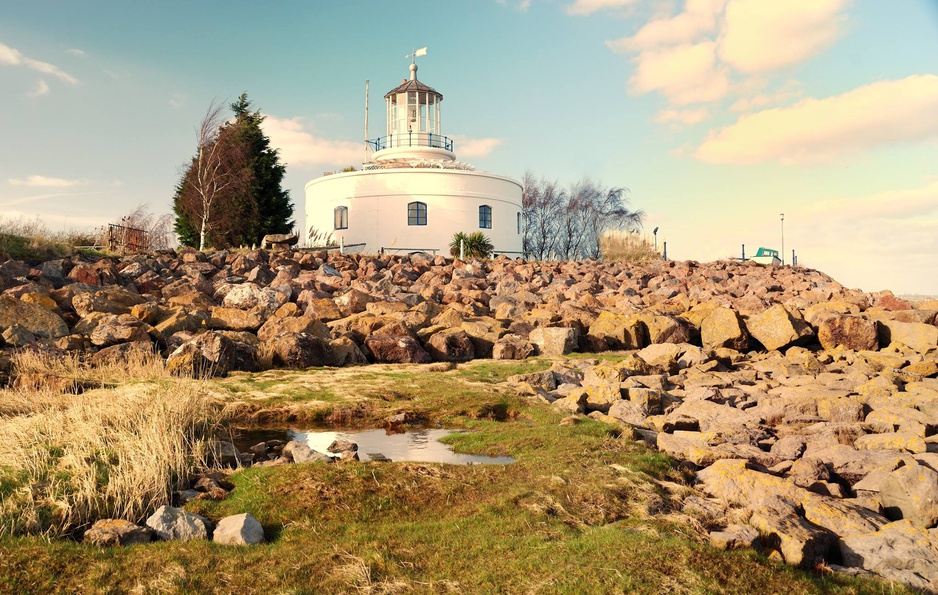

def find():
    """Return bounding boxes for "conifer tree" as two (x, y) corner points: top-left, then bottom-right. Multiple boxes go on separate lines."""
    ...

(173, 93), (294, 249)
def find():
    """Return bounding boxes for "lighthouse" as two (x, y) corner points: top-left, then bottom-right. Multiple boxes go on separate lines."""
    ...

(304, 52), (523, 256)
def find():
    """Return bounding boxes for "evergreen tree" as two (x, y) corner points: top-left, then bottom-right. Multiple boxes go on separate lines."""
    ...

(173, 93), (294, 249)
(229, 93), (295, 245)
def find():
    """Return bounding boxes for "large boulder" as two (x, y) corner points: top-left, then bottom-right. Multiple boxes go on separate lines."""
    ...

(879, 464), (938, 528)
(212, 513), (265, 545)
(72, 288), (146, 318)
(425, 329), (475, 362)
(0, 295), (69, 339)
(222, 283), (284, 314)
(529, 327), (577, 356)
(269, 333), (332, 369)
(700, 307), (749, 351)
(145, 506), (211, 541)
(257, 315), (330, 342)
(840, 520), (938, 592)
(89, 314), (153, 347)
(364, 335), (432, 364)
(492, 334), (535, 360)
(746, 304), (814, 351)
(586, 312), (648, 351)
(816, 315), (879, 351)
(166, 332), (236, 377)
(879, 320), (938, 353)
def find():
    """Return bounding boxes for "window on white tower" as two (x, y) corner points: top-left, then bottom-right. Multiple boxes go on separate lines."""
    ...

(479, 205), (492, 229)
(334, 206), (348, 230)
(407, 201), (427, 226)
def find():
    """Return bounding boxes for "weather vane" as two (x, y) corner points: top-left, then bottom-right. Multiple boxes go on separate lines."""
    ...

(406, 47), (428, 63)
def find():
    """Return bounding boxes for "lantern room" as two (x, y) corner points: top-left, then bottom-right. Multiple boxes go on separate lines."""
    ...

(369, 61), (455, 162)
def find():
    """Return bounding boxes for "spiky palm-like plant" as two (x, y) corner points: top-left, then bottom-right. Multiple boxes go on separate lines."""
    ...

(450, 231), (494, 259)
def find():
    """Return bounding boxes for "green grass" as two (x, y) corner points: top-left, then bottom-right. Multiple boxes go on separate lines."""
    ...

(0, 360), (914, 594)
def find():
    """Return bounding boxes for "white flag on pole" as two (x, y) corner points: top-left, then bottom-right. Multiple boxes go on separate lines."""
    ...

(415, 47), (427, 57)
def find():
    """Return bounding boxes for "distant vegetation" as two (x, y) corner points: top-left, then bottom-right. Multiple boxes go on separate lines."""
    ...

(522, 172), (644, 261)
(599, 228), (660, 264)
(0, 205), (173, 263)
(0, 216), (98, 263)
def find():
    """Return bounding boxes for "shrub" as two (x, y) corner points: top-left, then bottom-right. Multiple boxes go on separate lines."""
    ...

(450, 232), (493, 259)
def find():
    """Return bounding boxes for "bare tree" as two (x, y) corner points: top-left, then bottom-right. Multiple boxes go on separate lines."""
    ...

(522, 173), (644, 261)
(175, 101), (252, 250)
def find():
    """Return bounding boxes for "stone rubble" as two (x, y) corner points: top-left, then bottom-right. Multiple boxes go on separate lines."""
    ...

(3, 249), (937, 586)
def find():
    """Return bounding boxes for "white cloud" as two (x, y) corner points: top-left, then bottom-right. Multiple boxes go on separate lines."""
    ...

(26, 79), (50, 98)
(261, 116), (363, 167)
(694, 75), (938, 164)
(729, 80), (803, 112)
(655, 107), (710, 126)
(567, 0), (637, 16)
(628, 41), (729, 105)
(0, 41), (78, 84)
(169, 93), (187, 108)
(718, 0), (848, 74)
(8, 175), (88, 188)
(793, 182), (938, 294)
(451, 135), (504, 158)
(606, 0), (725, 52)
(66, 48), (86, 58)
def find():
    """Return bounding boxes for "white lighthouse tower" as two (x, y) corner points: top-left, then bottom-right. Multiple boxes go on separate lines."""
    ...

(304, 52), (523, 256)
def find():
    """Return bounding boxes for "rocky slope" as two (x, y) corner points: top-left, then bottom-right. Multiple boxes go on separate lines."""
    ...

(1, 248), (937, 589)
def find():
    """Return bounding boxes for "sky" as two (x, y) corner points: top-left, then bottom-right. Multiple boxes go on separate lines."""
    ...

(1, 0), (937, 295)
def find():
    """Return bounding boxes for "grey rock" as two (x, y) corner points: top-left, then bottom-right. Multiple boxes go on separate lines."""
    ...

(145, 505), (211, 541)
(213, 513), (265, 545)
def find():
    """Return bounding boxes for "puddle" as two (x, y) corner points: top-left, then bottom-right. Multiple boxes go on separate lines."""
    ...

(233, 427), (514, 465)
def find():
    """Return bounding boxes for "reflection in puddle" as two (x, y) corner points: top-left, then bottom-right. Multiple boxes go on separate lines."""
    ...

(235, 427), (514, 465)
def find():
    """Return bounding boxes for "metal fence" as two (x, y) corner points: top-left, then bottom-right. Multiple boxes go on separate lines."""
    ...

(106, 223), (149, 254)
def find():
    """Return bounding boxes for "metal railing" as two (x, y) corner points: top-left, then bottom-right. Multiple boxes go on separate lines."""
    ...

(106, 223), (149, 254)
(367, 132), (453, 153)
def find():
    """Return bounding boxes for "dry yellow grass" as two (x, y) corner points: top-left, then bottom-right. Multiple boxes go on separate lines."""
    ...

(0, 352), (225, 536)
(599, 229), (659, 264)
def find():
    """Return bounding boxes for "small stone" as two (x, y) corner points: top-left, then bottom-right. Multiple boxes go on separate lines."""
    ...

(83, 519), (152, 547)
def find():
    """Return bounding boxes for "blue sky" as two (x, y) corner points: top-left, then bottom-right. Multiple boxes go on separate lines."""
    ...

(1, 1), (937, 294)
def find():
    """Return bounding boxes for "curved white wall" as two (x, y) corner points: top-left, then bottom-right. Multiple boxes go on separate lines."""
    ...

(305, 169), (523, 256)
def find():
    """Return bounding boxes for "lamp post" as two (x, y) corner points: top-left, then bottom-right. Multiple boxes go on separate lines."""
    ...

(780, 213), (785, 266)
(653, 227), (659, 253)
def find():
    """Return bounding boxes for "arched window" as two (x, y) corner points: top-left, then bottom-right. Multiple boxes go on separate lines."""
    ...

(516, 212), (521, 234)
(479, 205), (492, 229)
(334, 206), (348, 230)
(407, 201), (427, 226)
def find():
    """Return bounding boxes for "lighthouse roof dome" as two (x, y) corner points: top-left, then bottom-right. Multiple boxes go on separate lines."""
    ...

(384, 78), (442, 100)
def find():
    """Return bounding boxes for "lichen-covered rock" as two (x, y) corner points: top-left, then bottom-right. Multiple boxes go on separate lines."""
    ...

(878, 320), (938, 354)
(166, 331), (236, 377)
(257, 315), (330, 342)
(83, 519), (151, 547)
(586, 312), (648, 350)
(879, 464), (938, 528)
(700, 307), (749, 351)
(817, 314), (879, 351)
(492, 334), (535, 360)
(840, 520), (938, 592)
(269, 332), (332, 369)
(0, 295), (69, 339)
(746, 304), (814, 351)
(529, 327), (577, 356)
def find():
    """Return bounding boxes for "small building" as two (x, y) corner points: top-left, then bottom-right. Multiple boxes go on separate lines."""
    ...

(304, 58), (523, 256)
